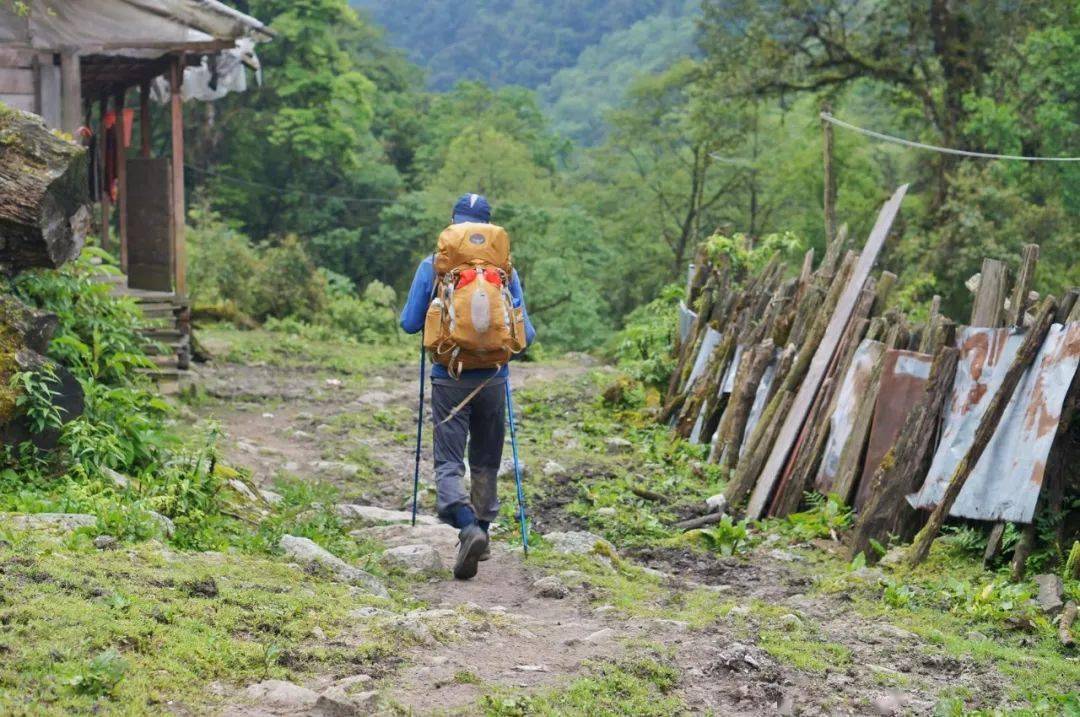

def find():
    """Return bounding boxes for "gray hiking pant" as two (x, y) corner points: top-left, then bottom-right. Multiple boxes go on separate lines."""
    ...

(431, 378), (506, 522)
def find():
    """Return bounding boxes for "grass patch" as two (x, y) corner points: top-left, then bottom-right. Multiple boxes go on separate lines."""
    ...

(198, 325), (411, 375)
(0, 533), (401, 714)
(478, 652), (683, 716)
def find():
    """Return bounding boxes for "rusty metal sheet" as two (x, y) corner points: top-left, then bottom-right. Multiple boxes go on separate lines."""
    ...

(815, 339), (885, 493)
(908, 322), (1080, 523)
(854, 349), (932, 510)
(678, 301), (696, 344)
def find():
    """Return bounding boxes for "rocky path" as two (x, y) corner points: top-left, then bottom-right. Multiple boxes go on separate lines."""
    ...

(191, 350), (1013, 716)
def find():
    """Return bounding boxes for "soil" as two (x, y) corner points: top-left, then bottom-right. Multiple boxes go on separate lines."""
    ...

(195, 354), (1012, 716)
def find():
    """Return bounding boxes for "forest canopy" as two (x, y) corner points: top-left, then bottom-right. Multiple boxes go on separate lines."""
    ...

(185, 0), (1080, 351)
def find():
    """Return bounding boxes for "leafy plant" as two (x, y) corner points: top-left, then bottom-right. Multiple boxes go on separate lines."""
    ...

(775, 493), (852, 542)
(66, 649), (127, 698)
(10, 365), (63, 434)
(687, 515), (750, 556)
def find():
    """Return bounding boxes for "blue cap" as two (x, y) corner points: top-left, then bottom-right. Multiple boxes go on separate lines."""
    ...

(452, 193), (491, 223)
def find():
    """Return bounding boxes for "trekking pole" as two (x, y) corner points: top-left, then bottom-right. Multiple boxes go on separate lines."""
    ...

(411, 332), (426, 527)
(504, 378), (529, 556)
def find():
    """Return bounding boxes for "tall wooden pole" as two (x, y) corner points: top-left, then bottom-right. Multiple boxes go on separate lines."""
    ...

(139, 80), (152, 159)
(114, 87), (128, 270)
(169, 55), (187, 297)
(98, 95), (111, 252)
(822, 103), (837, 246)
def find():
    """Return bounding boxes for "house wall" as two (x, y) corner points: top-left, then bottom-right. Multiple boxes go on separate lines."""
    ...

(0, 48), (63, 129)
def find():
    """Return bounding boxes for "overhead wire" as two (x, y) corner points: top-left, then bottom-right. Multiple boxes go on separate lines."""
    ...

(821, 112), (1080, 162)
(184, 164), (399, 205)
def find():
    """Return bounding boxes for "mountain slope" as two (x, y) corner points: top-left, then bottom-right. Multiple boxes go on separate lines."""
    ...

(351, 0), (694, 90)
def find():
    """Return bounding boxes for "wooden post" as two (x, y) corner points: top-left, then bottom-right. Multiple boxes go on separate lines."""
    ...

(822, 103), (837, 246)
(114, 87), (128, 267)
(907, 298), (1057, 567)
(98, 95), (111, 252)
(59, 50), (81, 135)
(139, 80), (152, 159)
(169, 55), (187, 297)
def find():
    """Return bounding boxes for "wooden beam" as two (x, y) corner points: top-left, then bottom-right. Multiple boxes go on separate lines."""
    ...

(98, 95), (111, 252)
(970, 258), (1007, 328)
(745, 185), (909, 519)
(114, 87), (128, 268)
(822, 103), (837, 245)
(59, 50), (81, 134)
(169, 55), (186, 297)
(139, 81), (151, 159)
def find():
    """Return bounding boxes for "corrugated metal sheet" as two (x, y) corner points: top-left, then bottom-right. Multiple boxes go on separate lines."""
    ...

(854, 349), (932, 510)
(678, 301), (696, 344)
(815, 339), (884, 493)
(691, 344), (745, 444)
(739, 351), (779, 455)
(908, 322), (1080, 523)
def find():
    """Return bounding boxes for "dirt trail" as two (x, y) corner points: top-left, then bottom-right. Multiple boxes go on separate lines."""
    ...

(195, 353), (1010, 716)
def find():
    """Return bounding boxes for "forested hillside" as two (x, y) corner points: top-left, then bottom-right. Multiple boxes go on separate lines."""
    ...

(349, 0), (695, 90)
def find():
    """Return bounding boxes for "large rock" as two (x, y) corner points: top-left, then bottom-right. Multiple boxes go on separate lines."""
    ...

(337, 504), (439, 526)
(314, 686), (377, 716)
(279, 535), (388, 597)
(544, 530), (617, 557)
(243, 680), (319, 711)
(1034, 573), (1064, 615)
(352, 522), (459, 550)
(1, 512), (96, 532)
(380, 544), (443, 575)
(604, 437), (633, 454)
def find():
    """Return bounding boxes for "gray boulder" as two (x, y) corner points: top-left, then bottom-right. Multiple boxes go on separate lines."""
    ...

(380, 544), (443, 574)
(279, 535), (388, 597)
(1035, 573), (1064, 614)
(532, 576), (569, 599)
(544, 530), (616, 557)
(337, 504), (439, 526)
(2, 512), (96, 532)
(243, 680), (319, 711)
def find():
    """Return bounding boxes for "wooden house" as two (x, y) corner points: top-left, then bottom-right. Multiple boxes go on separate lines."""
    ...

(0, 0), (271, 379)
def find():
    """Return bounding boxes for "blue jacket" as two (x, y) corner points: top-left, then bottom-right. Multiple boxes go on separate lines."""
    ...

(400, 252), (536, 381)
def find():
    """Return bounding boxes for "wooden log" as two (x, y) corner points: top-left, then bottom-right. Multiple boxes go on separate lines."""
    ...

(1061, 601), (1077, 648)
(830, 347), (887, 504)
(907, 298), (1057, 567)
(725, 391), (795, 508)
(917, 296), (943, 353)
(823, 102), (837, 245)
(847, 346), (960, 561)
(631, 486), (670, 503)
(710, 340), (774, 471)
(1057, 289), (1079, 324)
(970, 258), (1008, 328)
(674, 512), (725, 531)
(0, 105), (89, 271)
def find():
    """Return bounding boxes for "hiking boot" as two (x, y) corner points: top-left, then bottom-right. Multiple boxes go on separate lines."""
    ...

(454, 524), (489, 580)
(478, 546), (492, 562)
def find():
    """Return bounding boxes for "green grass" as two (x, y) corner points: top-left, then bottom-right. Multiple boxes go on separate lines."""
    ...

(478, 652), (683, 716)
(198, 325), (412, 375)
(0, 532), (403, 715)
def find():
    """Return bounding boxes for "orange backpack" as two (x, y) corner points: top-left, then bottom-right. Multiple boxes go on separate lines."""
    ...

(423, 223), (528, 377)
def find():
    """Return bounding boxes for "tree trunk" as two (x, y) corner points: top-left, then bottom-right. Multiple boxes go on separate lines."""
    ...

(0, 105), (90, 272)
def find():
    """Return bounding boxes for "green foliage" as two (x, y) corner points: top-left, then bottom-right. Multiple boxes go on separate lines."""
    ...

(686, 516), (751, 556)
(65, 650), (128, 698)
(10, 365), (63, 434)
(355, 0), (694, 90)
(772, 493), (853, 543)
(612, 285), (681, 388)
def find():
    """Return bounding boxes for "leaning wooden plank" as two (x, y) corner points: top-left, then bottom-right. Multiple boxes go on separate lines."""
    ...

(970, 258), (1008, 328)
(907, 298), (1057, 567)
(711, 341), (774, 470)
(847, 346), (960, 561)
(725, 391), (795, 509)
(1060, 601), (1078, 648)
(745, 186), (910, 519)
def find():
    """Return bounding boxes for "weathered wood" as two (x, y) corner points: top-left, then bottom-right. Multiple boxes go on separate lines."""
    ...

(674, 512), (726, 531)
(725, 391), (795, 509)
(98, 96), (111, 251)
(907, 298), (1057, 567)
(970, 258), (1007, 328)
(711, 340), (774, 472)
(822, 103), (837, 245)
(746, 186), (909, 519)
(983, 523), (1006, 567)
(1057, 289), (1079, 324)
(798, 248), (815, 287)
(170, 55), (186, 296)
(1061, 601), (1077, 648)
(917, 296), (943, 353)
(848, 346), (960, 561)
(1007, 244), (1039, 327)
(114, 88), (128, 262)
(631, 486), (670, 503)
(0, 105), (89, 271)
(59, 50), (81, 135)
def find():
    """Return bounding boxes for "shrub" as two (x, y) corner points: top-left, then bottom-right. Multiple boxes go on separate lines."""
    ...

(612, 284), (681, 388)
(250, 236), (330, 322)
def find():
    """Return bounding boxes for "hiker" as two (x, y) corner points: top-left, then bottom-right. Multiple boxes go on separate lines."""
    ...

(399, 193), (536, 580)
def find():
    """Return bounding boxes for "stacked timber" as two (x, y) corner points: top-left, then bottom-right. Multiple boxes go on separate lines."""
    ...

(662, 185), (1080, 569)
